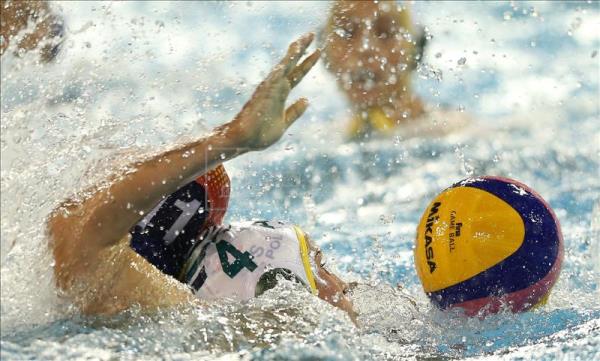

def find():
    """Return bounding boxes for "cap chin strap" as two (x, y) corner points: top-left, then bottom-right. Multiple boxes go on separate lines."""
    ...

(293, 226), (318, 295)
(367, 107), (396, 132)
(347, 107), (396, 138)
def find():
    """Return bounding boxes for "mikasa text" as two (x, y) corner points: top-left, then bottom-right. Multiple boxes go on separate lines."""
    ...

(424, 202), (441, 273)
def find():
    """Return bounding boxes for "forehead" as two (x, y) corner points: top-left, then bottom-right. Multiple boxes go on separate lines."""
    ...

(303, 235), (319, 253)
(332, 2), (400, 25)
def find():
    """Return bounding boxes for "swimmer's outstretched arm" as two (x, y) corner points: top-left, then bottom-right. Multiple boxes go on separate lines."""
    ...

(49, 34), (320, 308)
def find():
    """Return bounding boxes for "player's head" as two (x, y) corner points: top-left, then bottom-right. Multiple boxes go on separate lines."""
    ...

(180, 222), (356, 321)
(323, 0), (424, 110)
(254, 238), (355, 321)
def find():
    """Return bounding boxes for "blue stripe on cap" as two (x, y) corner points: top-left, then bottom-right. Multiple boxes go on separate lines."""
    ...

(130, 180), (210, 277)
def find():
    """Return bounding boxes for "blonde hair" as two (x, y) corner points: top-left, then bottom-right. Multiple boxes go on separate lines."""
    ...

(321, 0), (420, 68)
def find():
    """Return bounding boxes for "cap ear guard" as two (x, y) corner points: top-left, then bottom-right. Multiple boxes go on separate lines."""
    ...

(410, 25), (428, 71)
(254, 268), (307, 297)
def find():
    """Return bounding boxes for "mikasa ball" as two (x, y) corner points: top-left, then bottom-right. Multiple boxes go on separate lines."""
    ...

(414, 176), (564, 316)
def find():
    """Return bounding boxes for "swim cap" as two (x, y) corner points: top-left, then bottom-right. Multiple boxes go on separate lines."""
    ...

(130, 165), (230, 277)
(180, 221), (318, 300)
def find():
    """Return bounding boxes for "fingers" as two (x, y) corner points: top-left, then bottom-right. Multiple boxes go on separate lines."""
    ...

(278, 32), (315, 75)
(258, 35), (319, 100)
(257, 65), (286, 93)
(288, 48), (321, 89)
(284, 98), (309, 127)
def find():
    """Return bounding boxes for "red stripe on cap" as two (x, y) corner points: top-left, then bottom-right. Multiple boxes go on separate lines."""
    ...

(195, 165), (230, 227)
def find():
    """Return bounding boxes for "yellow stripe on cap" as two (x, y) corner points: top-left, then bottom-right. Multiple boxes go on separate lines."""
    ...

(368, 107), (396, 133)
(293, 225), (318, 295)
(346, 107), (396, 138)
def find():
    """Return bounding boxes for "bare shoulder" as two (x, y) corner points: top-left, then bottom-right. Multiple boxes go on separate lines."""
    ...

(48, 208), (192, 315)
(81, 240), (193, 315)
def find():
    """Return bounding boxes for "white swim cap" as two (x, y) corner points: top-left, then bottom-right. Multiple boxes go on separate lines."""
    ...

(179, 221), (318, 300)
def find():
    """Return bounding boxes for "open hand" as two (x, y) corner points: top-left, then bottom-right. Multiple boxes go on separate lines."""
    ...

(221, 33), (320, 151)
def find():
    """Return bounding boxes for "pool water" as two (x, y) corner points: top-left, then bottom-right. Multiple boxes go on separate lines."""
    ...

(1, 1), (599, 360)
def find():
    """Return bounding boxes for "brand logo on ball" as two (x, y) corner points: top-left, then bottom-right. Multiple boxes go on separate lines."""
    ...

(449, 210), (462, 253)
(424, 201), (441, 273)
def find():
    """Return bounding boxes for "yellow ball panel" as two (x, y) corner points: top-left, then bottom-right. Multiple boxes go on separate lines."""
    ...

(415, 187), (525, 292)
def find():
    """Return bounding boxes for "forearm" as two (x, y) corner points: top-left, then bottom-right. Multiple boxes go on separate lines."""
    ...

(66, 125), (246, 248)
(116, 126), (241, 214)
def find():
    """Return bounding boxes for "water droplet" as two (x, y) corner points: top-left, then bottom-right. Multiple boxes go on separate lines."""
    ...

(416, 63), (443, 82)
(457, 57), (466, 65)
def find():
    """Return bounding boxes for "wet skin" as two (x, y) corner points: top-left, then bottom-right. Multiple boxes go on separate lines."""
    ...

(305, 235), (357, 322)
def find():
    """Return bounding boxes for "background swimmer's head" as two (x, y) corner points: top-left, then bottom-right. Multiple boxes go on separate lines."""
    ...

(322, 0), (425, 114)
(0, 0), (65, 63)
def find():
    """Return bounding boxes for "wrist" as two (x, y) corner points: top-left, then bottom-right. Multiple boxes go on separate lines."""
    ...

(210, 123), (251, 159)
